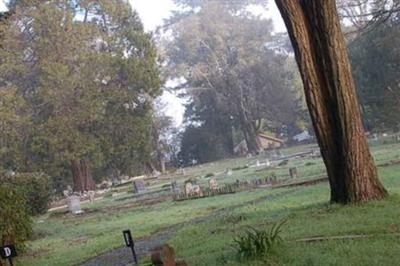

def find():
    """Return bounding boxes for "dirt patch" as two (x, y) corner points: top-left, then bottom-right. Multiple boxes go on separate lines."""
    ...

(378, 160), (400, 167)
(70, 236), (90, 245)
(23, 247), (51, 258)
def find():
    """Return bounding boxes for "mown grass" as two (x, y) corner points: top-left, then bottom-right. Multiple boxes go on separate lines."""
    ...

(17, 141), (400, 266)
(168, 165), (400, 266)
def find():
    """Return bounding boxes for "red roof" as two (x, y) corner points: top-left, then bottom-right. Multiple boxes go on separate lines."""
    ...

(258, 133), (284, 143)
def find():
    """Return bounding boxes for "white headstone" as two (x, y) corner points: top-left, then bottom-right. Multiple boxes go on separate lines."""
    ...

(67, 195), (82, 214)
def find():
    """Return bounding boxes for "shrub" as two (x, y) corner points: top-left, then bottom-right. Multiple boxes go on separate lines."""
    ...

(0, 183), (32, 247)
(232, 165), (249, 171)
(305, 162), (316, 166)
(232, 220), (286, 261)
(204, 173), (215, 178)
(278, 160), (289, 166)
(2, 172), (52, 216)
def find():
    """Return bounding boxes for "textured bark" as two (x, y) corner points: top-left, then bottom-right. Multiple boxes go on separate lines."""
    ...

(71, 158), (95, 192)
(275, 0), (387, 203)
(239, 110), (262, 155)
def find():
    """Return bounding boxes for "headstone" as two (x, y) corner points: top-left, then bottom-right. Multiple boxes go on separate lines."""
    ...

(184, 181), (193, 195)
(184, 180), (203, 196)
(224, 168), (233, 176)
(208, 178), (218, 191)
(152, 170), (161, 177)
(88, 191), (95, 203)
(289, 167), (298, 179)
(179, 168), (186, 176)
(67, 195), (82, 214)
(191, 184), (203, 197)
(235, 179), (241, 188)
(171, 180), (180, 194)
(99, 180), (112, 189)
(265, 159), (271, 167)
(133, 180), (146, 194)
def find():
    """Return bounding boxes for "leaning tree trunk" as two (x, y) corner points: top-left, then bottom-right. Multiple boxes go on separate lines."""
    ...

(275, 0), (387, 203)
(238, 107), (262, 155)
(71, 158), (96, 192)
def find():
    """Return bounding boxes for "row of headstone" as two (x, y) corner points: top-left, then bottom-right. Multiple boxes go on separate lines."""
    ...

(173, 174), (284, 201)
(233, 175), (279, 189)
(254, 159), (271, 167)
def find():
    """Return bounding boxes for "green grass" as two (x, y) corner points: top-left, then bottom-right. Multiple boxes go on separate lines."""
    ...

(17, 142), (400, 266)
(168, 165), (400, 266)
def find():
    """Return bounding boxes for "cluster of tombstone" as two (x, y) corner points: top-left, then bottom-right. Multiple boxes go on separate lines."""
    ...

(233, 174), (279, 190)
(173, 174), (281, 201)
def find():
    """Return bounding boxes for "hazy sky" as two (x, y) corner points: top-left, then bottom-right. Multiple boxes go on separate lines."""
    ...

(0, 0), (286, 126)
(0, 1), (6, 11)
(129, 0), (286, 32)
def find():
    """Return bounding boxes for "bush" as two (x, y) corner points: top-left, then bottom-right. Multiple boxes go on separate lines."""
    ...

(278, 160), (289, 166)
(232, 220), (286, 262)
(2, 172), (52, 216)
(232, 165), (249, 171)
(0, 183), (32, 247)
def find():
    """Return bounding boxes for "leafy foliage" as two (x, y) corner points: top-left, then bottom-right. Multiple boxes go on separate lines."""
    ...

(11, 173), (52, 215)
(0, 0), (162, 189)
(349, 13), (400, 131)
(0, 180), (32, 247)
(162, 1), (306, 156)
(232, 220), (286, 261)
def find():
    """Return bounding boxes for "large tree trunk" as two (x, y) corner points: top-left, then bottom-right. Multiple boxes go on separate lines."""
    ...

(275, 0), (387, 203)
(71, 158), (96, 192)
(238, 108), (262, 155)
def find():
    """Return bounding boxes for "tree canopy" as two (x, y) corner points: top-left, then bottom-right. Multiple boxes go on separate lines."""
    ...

(161, 0), (306, 159)
(0, 0), (162, 190)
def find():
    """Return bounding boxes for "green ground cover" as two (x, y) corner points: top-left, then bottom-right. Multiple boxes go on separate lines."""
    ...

(16, 141), (400, 266)
(168, 165), (400, 266)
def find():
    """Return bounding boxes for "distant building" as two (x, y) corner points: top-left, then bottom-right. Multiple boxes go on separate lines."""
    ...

(293, 130), (312, 142)
(258, 133), (284, 149)
(234, 133), (284, 155)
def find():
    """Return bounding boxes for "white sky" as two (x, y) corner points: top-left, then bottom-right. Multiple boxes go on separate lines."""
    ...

(0, 1), (6, 11)
(129, 0), (286, 33)
(0, 0), (286, 126)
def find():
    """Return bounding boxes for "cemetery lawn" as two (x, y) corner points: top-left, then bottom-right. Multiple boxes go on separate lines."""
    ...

(18, 141), (400, 266)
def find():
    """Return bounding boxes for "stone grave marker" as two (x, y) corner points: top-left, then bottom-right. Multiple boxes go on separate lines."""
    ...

(133, 179), (146, 194)
(208, 178), (218, 191)
(289, 167), (298, 179)
(184, 180), (203, 197)
(184, 180), (193, 195)
(171, 180), (180, 194)
(179, 168), (186, 176)
(224, 168), (233, 176)
(67, 195), (82, 214)
(88, 191), (95, 203)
